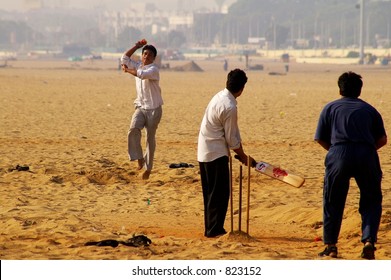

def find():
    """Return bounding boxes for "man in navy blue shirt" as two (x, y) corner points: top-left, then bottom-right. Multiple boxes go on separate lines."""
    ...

(315, 71), (387, 259)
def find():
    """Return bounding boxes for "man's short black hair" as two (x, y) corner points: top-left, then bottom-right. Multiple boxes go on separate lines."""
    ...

(338, 71), (363, 98)
(226, 68), (248, 93)
(142, 45), (157, 57)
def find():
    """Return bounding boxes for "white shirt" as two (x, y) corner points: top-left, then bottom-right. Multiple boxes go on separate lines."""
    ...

(121, 54), (163, 109)
(197, 89), (242, 162)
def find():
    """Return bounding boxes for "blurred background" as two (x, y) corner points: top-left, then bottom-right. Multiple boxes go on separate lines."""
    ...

(0, 0), (390, 64)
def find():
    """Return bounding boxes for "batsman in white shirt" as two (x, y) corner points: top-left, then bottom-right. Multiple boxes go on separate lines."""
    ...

(197, 69), (254, 238)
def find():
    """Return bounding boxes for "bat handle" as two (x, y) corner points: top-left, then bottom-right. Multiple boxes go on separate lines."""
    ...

(234, 155), (256, 167)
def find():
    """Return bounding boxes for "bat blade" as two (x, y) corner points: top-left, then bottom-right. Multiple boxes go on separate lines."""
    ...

(254, 161), (305, 188)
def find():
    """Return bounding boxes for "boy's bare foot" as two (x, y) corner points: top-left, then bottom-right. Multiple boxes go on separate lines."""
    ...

(137, 159), (145, 170)
(142, 170), (151, 180)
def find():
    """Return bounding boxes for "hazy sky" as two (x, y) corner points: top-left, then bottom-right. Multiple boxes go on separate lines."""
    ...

(0, 0), (237, 12)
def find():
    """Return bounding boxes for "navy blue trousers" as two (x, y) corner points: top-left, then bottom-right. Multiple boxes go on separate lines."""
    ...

(323, 144), (383, 244)
(199, 156), (230, 237)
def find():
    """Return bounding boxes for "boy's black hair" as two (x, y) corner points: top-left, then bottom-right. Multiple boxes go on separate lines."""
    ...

(142, 45), (157, 57)
(226, 68), (248, 93)
(338, 71), (363, 98)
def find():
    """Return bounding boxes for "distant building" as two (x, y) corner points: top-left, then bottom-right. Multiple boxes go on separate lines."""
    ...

(168, 14), (193, 32)
(23, 0), (70, 10)
(248, 37), (266, 48)
(101, 4), (171, 37)
(23, 0), (42, 10)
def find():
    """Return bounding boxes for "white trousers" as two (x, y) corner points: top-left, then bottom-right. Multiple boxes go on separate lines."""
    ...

(128, 106), (162, 171)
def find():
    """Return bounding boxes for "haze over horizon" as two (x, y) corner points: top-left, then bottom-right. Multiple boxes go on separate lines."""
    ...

(0, 0), (237, 12)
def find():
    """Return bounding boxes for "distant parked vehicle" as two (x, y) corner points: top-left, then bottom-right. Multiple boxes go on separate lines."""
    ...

(68, 56), (83, 62)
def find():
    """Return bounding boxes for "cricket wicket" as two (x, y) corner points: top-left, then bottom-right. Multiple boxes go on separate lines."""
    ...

(229, 155), (251, 235)
(229, 155), (233, 233)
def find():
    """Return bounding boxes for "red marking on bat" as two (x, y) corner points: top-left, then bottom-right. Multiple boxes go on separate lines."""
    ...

(272, 167), (288, 178)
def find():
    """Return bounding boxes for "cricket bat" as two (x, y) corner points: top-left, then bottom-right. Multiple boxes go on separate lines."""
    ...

(254, 161), (305, 188)
(234, 155), (305, 187)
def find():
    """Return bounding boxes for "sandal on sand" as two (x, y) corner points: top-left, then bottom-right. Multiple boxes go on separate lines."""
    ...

(169, 163), (194, 168)
(318, 246), (338, 258)
(8, 165), (30, 172)
(361, 243), (376, 260)
(122, 234), (152, 247)
(85, 239), (120, 248)
(84, 235), (152, 248)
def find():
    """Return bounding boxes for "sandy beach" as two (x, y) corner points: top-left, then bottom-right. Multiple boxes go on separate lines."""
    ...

(1, 57), (390, 260)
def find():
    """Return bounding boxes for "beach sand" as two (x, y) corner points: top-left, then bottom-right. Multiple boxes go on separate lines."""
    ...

(1, 58), (390, 260)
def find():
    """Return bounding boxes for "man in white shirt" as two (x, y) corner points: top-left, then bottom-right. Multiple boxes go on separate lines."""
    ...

(121, 40), (163, 180)
(197, 69), (254, 238)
